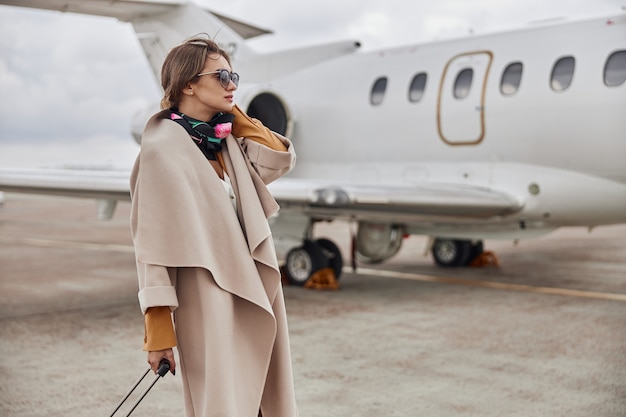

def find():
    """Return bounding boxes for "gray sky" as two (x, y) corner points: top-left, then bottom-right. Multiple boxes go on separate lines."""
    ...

(0, 0), (622, 169)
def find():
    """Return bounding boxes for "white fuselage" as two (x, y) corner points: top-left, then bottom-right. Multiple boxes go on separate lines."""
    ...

(245, 15), (626, 238)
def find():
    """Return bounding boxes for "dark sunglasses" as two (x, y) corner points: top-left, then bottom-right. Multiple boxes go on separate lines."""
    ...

(196, 69), (240, 88)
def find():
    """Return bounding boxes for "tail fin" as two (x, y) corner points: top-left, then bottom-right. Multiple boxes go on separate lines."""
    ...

(0, 0), (269, 79)
(130, 2), (269, 80)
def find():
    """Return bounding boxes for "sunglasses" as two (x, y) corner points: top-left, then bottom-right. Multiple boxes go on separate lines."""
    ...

(196, 69), (240, 88)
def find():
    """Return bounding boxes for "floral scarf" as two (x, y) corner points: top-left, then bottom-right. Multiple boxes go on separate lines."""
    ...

(169, 109), (234, 160)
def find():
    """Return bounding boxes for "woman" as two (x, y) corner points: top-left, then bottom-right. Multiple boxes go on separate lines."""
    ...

(130, 37), (299, 417)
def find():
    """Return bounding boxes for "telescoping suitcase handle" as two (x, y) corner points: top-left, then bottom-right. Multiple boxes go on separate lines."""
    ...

(108, 359), (170, 417)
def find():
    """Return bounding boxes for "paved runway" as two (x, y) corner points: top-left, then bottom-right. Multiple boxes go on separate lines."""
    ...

(1, 194), (625, 416)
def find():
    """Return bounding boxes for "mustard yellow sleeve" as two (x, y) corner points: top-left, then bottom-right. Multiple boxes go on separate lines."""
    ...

(143, 306), (176, 351)
(231, 104), (288, 152)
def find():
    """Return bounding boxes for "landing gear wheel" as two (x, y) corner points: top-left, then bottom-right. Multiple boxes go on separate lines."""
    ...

(431, 238), (472, 267)
(284, 240), (326, 286)
(315, 238), (343, 280)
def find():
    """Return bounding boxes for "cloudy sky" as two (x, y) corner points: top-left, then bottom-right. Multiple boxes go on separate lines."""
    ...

(0, 0), (622, 169)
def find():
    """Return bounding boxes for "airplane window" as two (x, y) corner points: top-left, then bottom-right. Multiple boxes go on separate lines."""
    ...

(500, 62), (523, 95)
(604, 50), (626, 87)
(370, 77), (388, 105)
(408, 72), (427, 102)
(550, 56), (575, 91)
(453, 68), (473, 99)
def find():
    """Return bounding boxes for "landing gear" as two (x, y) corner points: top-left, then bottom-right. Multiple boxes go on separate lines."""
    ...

(431, 238), (483, 267)
(284, 238), (344, 286)
(315, 238), (343, 279)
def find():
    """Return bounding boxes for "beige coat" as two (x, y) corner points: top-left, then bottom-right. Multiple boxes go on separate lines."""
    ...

(130, 110), (298, 417)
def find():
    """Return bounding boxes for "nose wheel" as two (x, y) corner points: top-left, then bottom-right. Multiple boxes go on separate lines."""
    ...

(284, 239), (343, 286)
(431, 238), (483, 267)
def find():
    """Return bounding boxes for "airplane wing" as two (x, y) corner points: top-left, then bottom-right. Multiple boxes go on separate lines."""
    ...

(0, 168), (522, 221)
(0, 168), (131, 220)
(0, 168), (130, 201)
(268, 178), (524, 222)
(0, 0), (272, 39)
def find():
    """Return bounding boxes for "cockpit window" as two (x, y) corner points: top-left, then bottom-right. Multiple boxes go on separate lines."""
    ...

(550, 56), (575, 91)
(408, 72), (427, 102)
(500, 62), (523, 95)
(604, 50), (626, 87)
(370, 77), (388, 105)
(453, 68), (473, 99)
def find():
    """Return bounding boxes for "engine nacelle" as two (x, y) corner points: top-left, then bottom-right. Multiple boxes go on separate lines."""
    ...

(356, 221), (405, 264)
(235, 86), (294, 138)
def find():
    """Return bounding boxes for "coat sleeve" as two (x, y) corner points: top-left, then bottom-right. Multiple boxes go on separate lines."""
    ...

(231, 104), (296, 184)
(137, 262), (178, 350)
(136, 262), (179, 314)
(240, 134), (296, 185)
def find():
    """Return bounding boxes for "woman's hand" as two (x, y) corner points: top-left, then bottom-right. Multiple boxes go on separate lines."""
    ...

(147, 348), (176, 375)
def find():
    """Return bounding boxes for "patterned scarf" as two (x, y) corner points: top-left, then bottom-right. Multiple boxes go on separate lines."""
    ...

(169, 109), (234, 160)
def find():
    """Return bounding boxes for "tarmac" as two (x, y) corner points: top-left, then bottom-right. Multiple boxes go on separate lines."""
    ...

(1, 193), (625, 417)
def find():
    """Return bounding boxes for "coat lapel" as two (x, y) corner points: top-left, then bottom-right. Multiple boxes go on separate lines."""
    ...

(224, 136), (282, 304)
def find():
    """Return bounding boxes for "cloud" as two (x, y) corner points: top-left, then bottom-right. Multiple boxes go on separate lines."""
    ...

(0, 8), (159, 146)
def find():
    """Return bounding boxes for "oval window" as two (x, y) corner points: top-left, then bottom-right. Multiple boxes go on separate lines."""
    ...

(408, 72), (427, 102)
(604, 50), (626, 87)
(550, 56), (575, 91)
(370, 77), (388, 105)
(500, 62), (523, 95)
(453, 68), (473, 99)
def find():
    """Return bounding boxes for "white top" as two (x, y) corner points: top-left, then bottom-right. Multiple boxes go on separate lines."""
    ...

(221, 173), (237, 212)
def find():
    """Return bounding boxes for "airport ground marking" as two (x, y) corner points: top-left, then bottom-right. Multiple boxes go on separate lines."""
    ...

(353, 267), (626, 302)
(3, 235), (625, 302)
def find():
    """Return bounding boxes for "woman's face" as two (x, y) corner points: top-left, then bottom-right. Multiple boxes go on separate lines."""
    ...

(182, 53), (237, 120)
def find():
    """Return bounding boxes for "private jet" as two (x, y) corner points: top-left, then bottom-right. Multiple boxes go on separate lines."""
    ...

(0, 0), (625, 285)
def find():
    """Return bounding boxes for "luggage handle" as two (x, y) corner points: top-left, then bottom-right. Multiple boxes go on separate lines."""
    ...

(108, 359), (170, 417)
(155, 359), (171, 377)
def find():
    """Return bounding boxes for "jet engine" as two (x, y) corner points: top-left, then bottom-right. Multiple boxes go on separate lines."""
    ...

(356, 221), (405, 264)
(237, 88), (293, 138)
(245, 92), (292, 137)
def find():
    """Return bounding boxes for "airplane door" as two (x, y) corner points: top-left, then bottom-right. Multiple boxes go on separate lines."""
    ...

(437, 51), (493, 145)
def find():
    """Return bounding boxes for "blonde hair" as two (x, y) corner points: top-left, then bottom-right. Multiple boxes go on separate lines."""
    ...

(160, 36), (232, 109)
